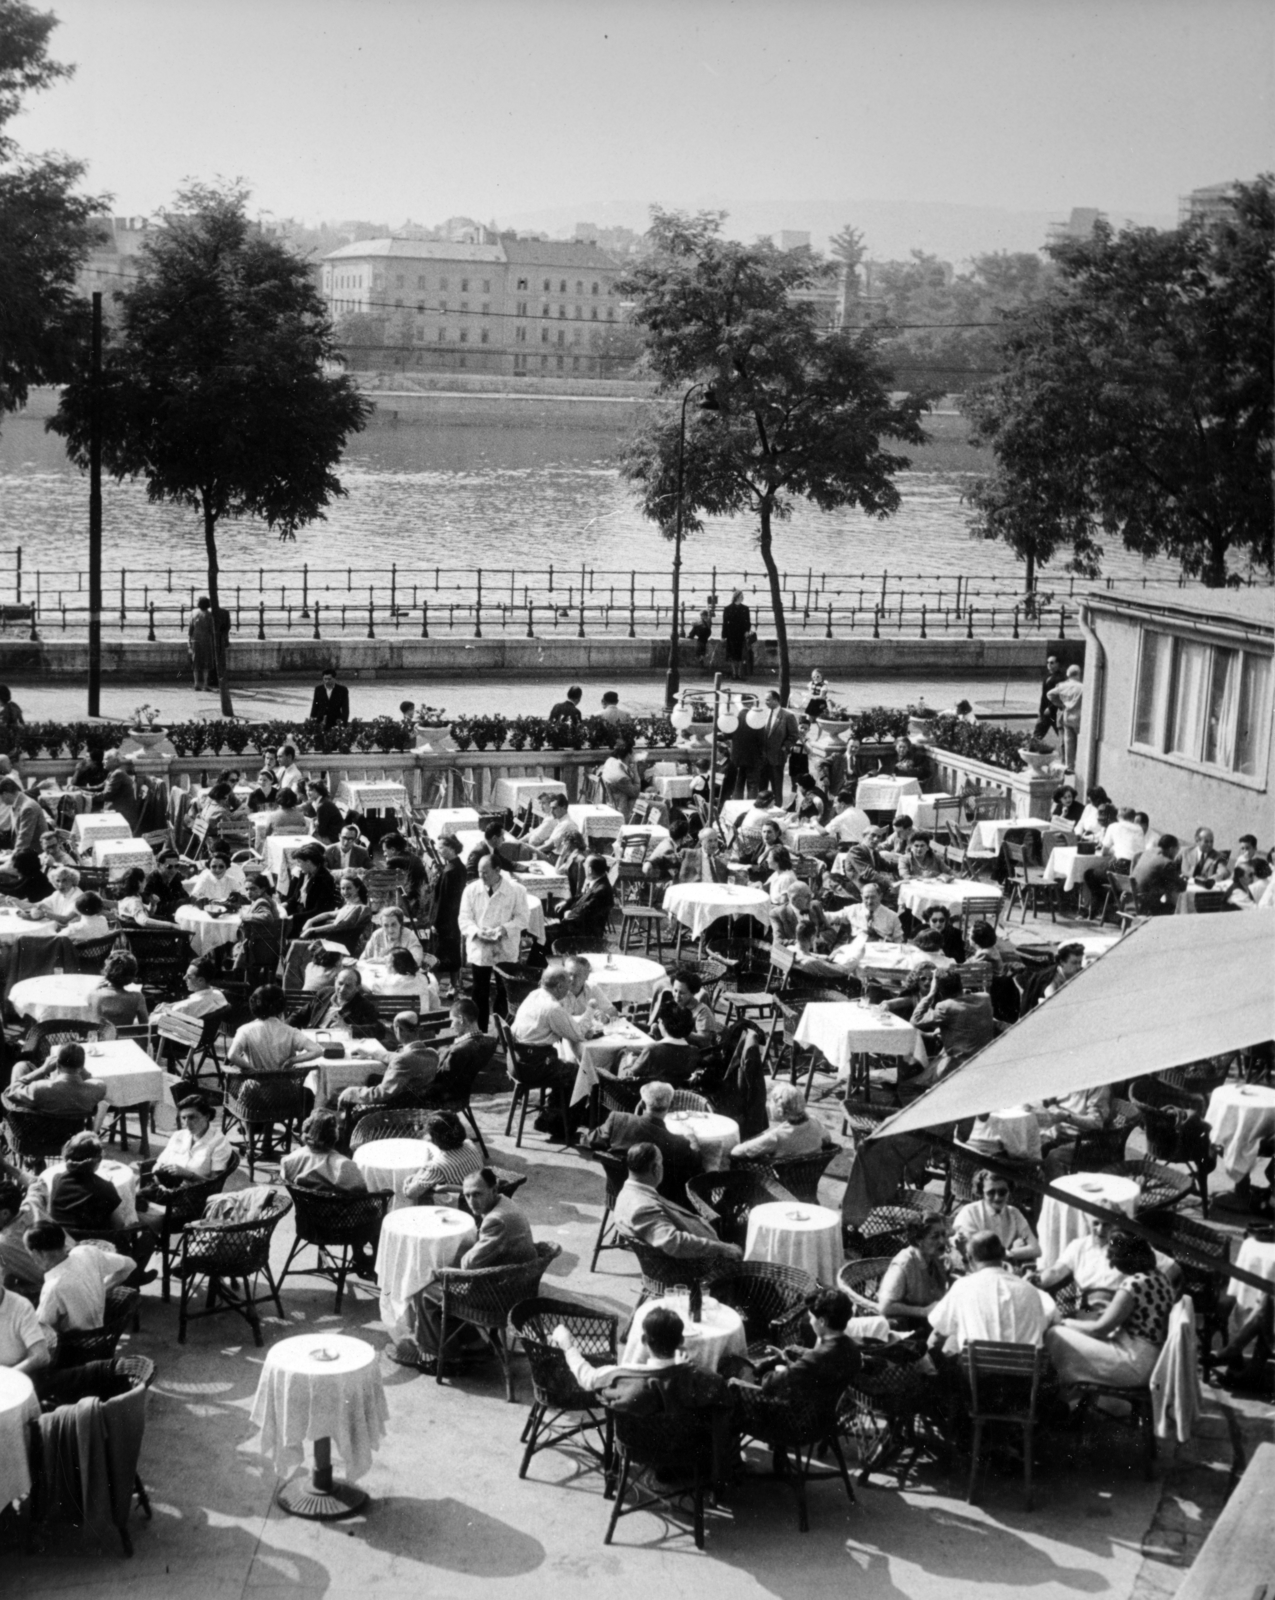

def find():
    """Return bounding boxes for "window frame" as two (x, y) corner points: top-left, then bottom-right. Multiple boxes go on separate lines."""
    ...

(1129, 624), (1271, 789)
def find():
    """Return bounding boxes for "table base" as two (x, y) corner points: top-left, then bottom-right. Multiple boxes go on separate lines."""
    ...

(277, 1438), (368, 1520)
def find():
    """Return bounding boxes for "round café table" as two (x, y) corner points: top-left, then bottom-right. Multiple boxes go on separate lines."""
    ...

(423, 807), (481, 841)
(0, 1367), (39, 1511)
(855, 776), (922, 813)
(1036, 1170), (1140, 1270)
(10, 974), (144, 1025)
(1227, 1236), (1275, 1332)
(0, 910), (59, 946)
(666, 1109), (739, 1171)
(584, 953), (668, 1007)
(71, 812), (133, 851)
(897, 878), (997, 921)
(662, 882), (771, 944)
(175, 904), (242, 958)
(353, 1138), (440, 1209)
(491, 777), (567, 814)
(248, 1333), (388, 1519)
(794, 1001), (927, 1078)
(745, 1201), (843, 1284)
(1206, 1083), (1275, 1180)
(375, 1204), (477, 1341)
(620, 1294), (747, 1373)
(91, 837), (155, 875)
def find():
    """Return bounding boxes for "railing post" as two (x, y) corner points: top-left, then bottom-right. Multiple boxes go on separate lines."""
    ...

(421, 602), (429, 638)
(967, 606), (975, 640)
(14, 546), (20, 604)
(367, 590), (376, 639)
(1059, 606), (1067, 639)
(919, 603), (927, 639)
(629, 571), (636, 638)
(1012, 605), (1020, 639)
(872, 605), (880, 640)
(313, 601), (321, 640)
(526, 602), (534, 638)
(391, 562), (397, 613)
(147, 602), (156, 642)
(257, 602), (266, 642)
(475, 570), (483, 638)
(825, 604), (833, 640)
(119, 568), (126, 629)
(302, 562), (309, 616)
(29, 571), (38, 641)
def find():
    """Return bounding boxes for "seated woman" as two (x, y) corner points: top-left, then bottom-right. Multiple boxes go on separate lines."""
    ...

(226, 983), (324, 1159)
(63, 891), (111, 943)
(261, 787), (309, 839)
(29, 865), (82, 925)
(281, 1111), (367, 1191)
(301, 943), (344, 994)
(303, 781), (345, 844)
(878, 1213), (950, 1328)
(765, 846), (808, 941)
(1051, 785), (1083, 827)
(183, 850), (246, 905)
(301, 871), (372, 943)
(88, 949), (149, 1030)
(1075, 786), (1112, 843)
(200, 780), (245, 832)
(892, 736), (933, 788)
(553, 828), (590, 902)
(362, 905), (426, 968)
(401, 1110), (484, 1203)
(1044, 1230), (1176, 1389)
(599, 743), (642, 820)
(142, 1096), (233, 1191)
(246, 766), (279, 813)
(898, 831), (944, 881)
(377, 948), (441, 1013)
(912, 905), (965, 963)
(731, 1083), (825, 1163)
(951, 1169), (1039, 1266)
(642, 813), (689, 883)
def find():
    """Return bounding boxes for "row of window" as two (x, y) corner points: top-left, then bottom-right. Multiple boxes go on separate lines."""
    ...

(1132, 628), (1270, 780)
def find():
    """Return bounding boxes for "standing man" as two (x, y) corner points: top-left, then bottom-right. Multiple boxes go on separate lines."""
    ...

(721, 589), (751, 682)
(548, 686), (583, 725)
(309, 667), (350, 728)
(458, 856), (531, 1030)
(1034, 653), (1063, 739)
(1047, 664), (1084, 773)
(760, 689), (801, 804)
(721, 698), (765, 800)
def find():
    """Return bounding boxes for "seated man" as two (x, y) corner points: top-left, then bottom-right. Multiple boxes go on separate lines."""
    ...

(26, 1134), (124, 1236)
(0, 1275), (49, 1376)
(325, 822), (372, 873)
(790, 917), (855, 983)
(527, 793), (574, 858)
(552, 1304), (730, 1414)
(1033, 1213), (1178, 1308)
(612, 1143), (741, 1264)
(927, 1231), (1059, 1355)
(467, 819), (522, 877)
(419, 998), (499, 1107)
(562, 953), (618, 1024)
(581, 1080), (702, 1202)
(337, 1011), (439, 1116)
(821, 882), (904, 973)
(825, 789), (871, 845)
(910, 970), (997, 1082)
(0, 1179), (42, 1298)
(618, 1004), (700, 1085)
(27, 1221), (134, 1340)
(510, 967), (585, 1132)
(292, 964), (383, 1038)
(1038, 943), (1085, 1005)
(1132, 833), (1185, 915)
(151, 956), (228, 1028)
(558, 855), (615, 943)
(5, 1041), (107, 1118)
(751, 1287), (862, 1404)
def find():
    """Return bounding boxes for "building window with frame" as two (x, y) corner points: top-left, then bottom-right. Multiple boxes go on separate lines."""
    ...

(514, 326), (526, 343)
(418, 275), (426, 289)
(459, 328), (469, 342)
(482, 301), (490, 314)
(514, 353), (527, 373)
(517, 277), (529, 291)
(557, 330), (565, 346)
(606, 307), (615, 320)
(440, 277), (449, 290)
(481, 329), (490, 344)
(439, 299), (448, 313)
(560, 279), (567, 293)
(461, 278), (469, 292)
(483, 279), (491, 293)
(516, 300), (528, 317)
(576, 281), (583, 295)
(543, 279), (551, 292)
(541, 328), (549, 344)
(1132, 628), (1271, 780)
(592, 281), (599, 295)
(542, 303), (550, 318)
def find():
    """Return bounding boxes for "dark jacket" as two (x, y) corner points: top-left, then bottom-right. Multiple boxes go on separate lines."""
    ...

(307, 798), (345, 844)
(309, 683), (350, 727)
(620, 1040), (700, 1085)
(763, 1333), (862, 1405)
(583, 1111), (701, 1201)
(425, 1032), (499, 1102)
(324, 843), (372, 872)
(291, 988), (383, 1039)
(433, 858), (467, 969)
(562, 875), (615, 939)
(286, 865), (340, 923)
(721, 601), (751, 650)
(601, 1360), (729, 1415)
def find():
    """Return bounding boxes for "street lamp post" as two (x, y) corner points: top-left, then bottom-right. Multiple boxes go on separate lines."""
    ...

(664, 382), (717, 711)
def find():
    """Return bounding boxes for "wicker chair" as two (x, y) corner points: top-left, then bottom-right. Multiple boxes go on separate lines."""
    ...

(627, 1238), (717, 1320)
(1102, 1156), (1194, 1214)
(70, 932), (127, 973)
(174, 1191), (292, 1346)
(279, 1183), (393, 1312)
(431, 1239), (561, 1401)
(0, 1100), (94, 1173)
(24, 1018), (105, 1063)
(846, 1206), (926, 1262)
(733, 1382), (857, 1531)
(349, 1107), (434, 1150)
(1143, 1212), (1231, 1350)
(50, 1286), (139, 1369)
(136, 1147), (241, 1301)
(769, 1142), (841, 1206)
(221, 1065), (313, 1177)
(837, 1343), (947, 1488)
(1126, 1080), (1215, 1215)
(702, 1259), (816, 1355)
(1068, 1098), (1140, 1171)
(581, 1148), (633, 1271)
(508, 1294), (620, 1480)
(593, 1067), (642, 1118)
(121, 928), (195, 1000)
(491, 962), (543, 1020)
(837, 1256), (895, 1317)
(602, 1406), (716, 1550)
(685, 1168), (793, 1249)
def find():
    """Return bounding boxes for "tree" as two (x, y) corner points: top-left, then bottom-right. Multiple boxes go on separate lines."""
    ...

(962, 178), (1274, 589)
(619, 208), (932, 704)
(829, 223), (866, 322)
(0, 0), (104, 429)
(51, 183), (372, 715)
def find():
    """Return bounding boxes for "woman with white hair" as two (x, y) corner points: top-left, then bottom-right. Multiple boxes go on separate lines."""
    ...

(730, 1083), (825, 1162)
(361, 905), (426, 968)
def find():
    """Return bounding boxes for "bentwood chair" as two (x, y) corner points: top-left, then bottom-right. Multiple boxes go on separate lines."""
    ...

(965, 1341), (1046, 1510)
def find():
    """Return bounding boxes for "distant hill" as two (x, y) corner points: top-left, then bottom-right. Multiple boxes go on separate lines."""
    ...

(498, 196), (1176, 265)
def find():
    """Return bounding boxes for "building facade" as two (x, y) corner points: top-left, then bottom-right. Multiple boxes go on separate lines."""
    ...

(1078, 584), (1273, 847)
(320, 236), (625, 377)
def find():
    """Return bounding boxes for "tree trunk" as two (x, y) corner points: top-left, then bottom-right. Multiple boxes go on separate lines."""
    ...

(757, 499), (790, 705)
(1024, 545), (1036, 600)
(203, 496), (235, 717)
(1201, 530), (1228, 588)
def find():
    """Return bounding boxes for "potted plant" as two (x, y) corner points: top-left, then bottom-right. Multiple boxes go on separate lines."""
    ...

(1017, 733), (1057, 774)
(127, 703), (169, 751)
(906, 699), (936, 742)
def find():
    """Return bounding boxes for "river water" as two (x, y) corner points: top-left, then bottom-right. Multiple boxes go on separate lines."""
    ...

(0, 403), (1183, 595)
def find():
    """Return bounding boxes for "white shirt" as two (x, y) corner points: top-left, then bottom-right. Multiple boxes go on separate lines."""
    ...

(0, 1288), (45, 1367)
(458, 874), (531, 967)
(1048, 678), (1084, 726)
(1101, 820), (1146, 861)
(1055, 1233), (1174, 1292)
(278, 763), (306, 795)
(529, 815), (572, 851)
(36, 888), (81, 920)
(183, 865), (246, 901)
(512, 988), (583, 1049)
(37, 1243), (135, 1334)
(825, 807), (871, 844)
(928, 1266), (1058, 1352)
(157, 1123), (234, 1177)
(828, 903), (904, 943)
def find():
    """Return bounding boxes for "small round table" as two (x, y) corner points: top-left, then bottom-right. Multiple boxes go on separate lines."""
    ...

(10, 974), (144, 1025)
(666, 1109), (740, 1171)
(353, 1137), (438, 1209)
(175, 904), (243, 957)
(1207, 1084), (1275, 1180)
(375, 1205), (477, 1341)
(0, 1367), (39, 1511)
(620, 1295), (747, 1373)
(745, 1201), (843, 1284)
(661, 882), (771, 943)
(1228, 1235), (1275, 1326)
(1036, 1170), (1140, 1270)
(248, 1333), (388, 1519)
(585, 953), (668, 1007)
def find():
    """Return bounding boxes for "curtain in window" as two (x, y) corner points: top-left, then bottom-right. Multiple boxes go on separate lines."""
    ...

(1133, 631), (1169, 746)
(1203, 648), (1239, 769)
(1234, 653), (1271, 778)
(1169, 640), (1209, 759)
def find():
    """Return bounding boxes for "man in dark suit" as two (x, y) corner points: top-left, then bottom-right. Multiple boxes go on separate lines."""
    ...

(611, 1144), (740, 1263)
(559, 855), (615, 941)
(1034, 653), (1063, 738)
(421, 999), (498, 1106)
(291, 965), (383, 1038)
(324, 822), (372, 873)
(760, 690), (802, 803)
(581, 1080), (702, 1201)
(552, 1305), (730, 1414)
(754, 1287), (862, 1403)
(309, 669), (350, 728)
(284, 844), (341, 938)
(432, 836), (467, 983)
(721, 703), (764, 800)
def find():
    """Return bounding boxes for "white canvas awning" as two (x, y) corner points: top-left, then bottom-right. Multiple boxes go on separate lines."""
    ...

(872, 914), (1275, 1140)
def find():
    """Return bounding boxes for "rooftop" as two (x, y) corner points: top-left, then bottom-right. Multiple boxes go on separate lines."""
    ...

(324, 238), (505, 262)
(1085, 581), (1275, 635)
(501, 238), (620, 269)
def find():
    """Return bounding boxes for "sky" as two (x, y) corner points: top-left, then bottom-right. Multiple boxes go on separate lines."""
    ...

(11, 0), (1273, 242)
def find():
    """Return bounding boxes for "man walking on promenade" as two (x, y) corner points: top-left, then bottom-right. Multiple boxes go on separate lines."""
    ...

(310, 668), (350, 728)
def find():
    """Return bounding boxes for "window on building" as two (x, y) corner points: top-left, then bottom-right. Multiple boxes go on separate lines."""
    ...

(459, 328), (468, 342)
(516, 301), (528, 317)
(591, 307), (598, 320)
(514, 353), (527, 373)
(515, 326), (527, 343)
(543, 279), (551, 292)
(571, 328), (581, 343)
(439, 300), (448, 313)
(557, 330), (565, 346)
(517, 277), (529, 291)
(542, 303), (550, 318)
(482, 301), (490, 314)
(1132, 628), (1271, 780)
(592, 281), (599, 295)
(418, 275), (426, 289)
(558, 305), (566, 318)
(576, 281), (583, 294)
(572, 356), (580, 371)
(541, 328), (549, 343)
(559, 279), (567, 293)
(460, 300), (468, 314)
(396, 275), (404, 288)
(461, 277), (469, 292)
(540, 355), (548, 371)
(437, 328), (445, 342)
(459, 355), (467, 368)
(606, 307), (615, 320)
(440, 276), (449, 290)
(556, 355), (565, 372)
(481, 329), (490, 344)
(483, 279), (491, 293)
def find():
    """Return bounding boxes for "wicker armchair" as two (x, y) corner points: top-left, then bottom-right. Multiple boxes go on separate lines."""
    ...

(24, 1019), (105, 1063)
(1101, 1156), (1193, 1214)
(845, 1206), (926, 1262)
(50, 1286), (139, 1369)
(702, 1259), (816, 1355)
(1068, 1098), (1140, 1171)
(1125, 1087), (1215, 1215)
(136, 1147), (240, 1302)
(122, 928), (194, 1000)
(769, 1142), (841, 1206)
(732, 1382), (857, 1531)
(70, 932), (126, 972)
(668, 1090), (712, 1115)
(174, 1191), (292, 1346)
(1144, 1212), (1231, 1349)
(0, 1099), (94, 1172)
(837, 1255), (896, 1317)
(837, 1344), (947, 1488)
(221, 1065), (313, 1177)
(431, 1239), (561, 1401)
(508, 1294), (620, 1480)
(279, 1183), (393, 1312)
(349, 1107), (434, 1150)
(602, 1406), (716, 1550)
(594, 1067), (642, 1118)
(685, 1168), (793, 1249)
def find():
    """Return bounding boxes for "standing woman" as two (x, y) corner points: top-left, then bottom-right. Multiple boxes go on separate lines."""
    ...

(188, 597), (216, 692)
(720, 588), (751, 683)
(0, 686), (23, 760)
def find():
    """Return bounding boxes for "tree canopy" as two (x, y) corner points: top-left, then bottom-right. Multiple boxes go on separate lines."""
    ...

(619, 208), (932, 703)
(0, 0), (103, 427)
(962, 178), (1275, 588)
(51, 183), (372, 714)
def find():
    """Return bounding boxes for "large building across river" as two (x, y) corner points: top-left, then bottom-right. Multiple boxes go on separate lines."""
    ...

(321, 236), (626, 377)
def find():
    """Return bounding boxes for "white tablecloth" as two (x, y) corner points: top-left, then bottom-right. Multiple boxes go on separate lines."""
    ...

(667, 1110), (739, 1170)
(375, 1204), (477, 1340)
(85, 1038), (174, 1113)
(569, 1022), (654, 1103)
(1041, 846), (1102, 892)
(616, 824), (671, 860)
(568, 803), (625, 842)
(781, 824), (837, 859)
(1228, 1236), (1275, 1319)
(745, 1201), (842, 1284)
(423, 807), (480, 841)
(10, 975), (143, 1025)
(586, 954), (668, 1006)
(794, 1001), (927, 1072)
(175, 904), (242, 956)
(0, 1368), (39, 1509)
(966, 817), (1052, 860)
(856, 776), (922, 812)
(662, 882), (771, 940)
(263, 833), (315, 889)
(1037, 1171), (1140, 1270)
(897, 792), (954, 831)
(492, 778), (566, 814)
(305, 1051), (378, 1105)
(0, 910), (59, 945)
(249, 1333), (388, 1482)
(91, 837), (155, 874)
(897, 879), (999, 920)
(515, 863), (569, 902)
(1207, 1084), (1275, 1179)
(336, 781), (408, 814)
(354, 1137), (438, 1209)
(72, 813), (133, 849)
(857, 942), (953, 976)
(653, 774), (695, 801)
(620, 1295), (747, 1372)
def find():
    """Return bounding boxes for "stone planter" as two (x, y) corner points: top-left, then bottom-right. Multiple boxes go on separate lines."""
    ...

(127, 726), (169, 751)
(811, 718), (854, 757)
(677, 720), (715, 757)
(1018, 748), (1055, 775)
(908, 714), (936, 744)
